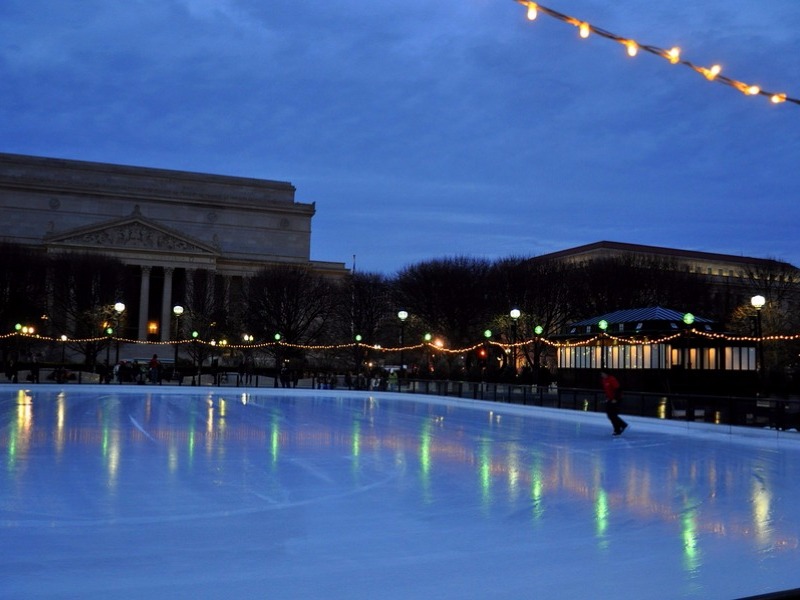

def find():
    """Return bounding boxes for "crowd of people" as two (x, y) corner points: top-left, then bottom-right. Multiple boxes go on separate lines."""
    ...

(103, 354), (168, 385)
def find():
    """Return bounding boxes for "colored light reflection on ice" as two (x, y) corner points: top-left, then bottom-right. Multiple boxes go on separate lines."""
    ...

(2, 389), (800, 599)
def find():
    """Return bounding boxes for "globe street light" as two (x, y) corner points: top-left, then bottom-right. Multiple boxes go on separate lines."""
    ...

(398, 310), (408, 375)
(510, 309), (521, 378)
(191, 330), (200, 386)
(274, 333), (282, 388)
(681, 313), (696, 370)
(482, 329), (492, 369)
(751, 295), (766, 392)
(598, 319), (609, 371)
(113, 302), (125, 365)
(60, 334), (68, 383)
(105, 324), (114, 381)
(424, 333), (433, 373)
(172, 305), (184, 375)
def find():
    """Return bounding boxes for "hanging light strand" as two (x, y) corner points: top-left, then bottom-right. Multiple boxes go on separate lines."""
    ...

(10, 328), (798, 354)
(515, 1), (798, 106)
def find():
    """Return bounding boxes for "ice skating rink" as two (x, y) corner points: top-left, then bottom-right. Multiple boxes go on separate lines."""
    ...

(2, 386), (800, 599)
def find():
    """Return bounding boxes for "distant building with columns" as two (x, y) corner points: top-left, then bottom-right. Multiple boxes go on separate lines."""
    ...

(0, 152), (348, 341)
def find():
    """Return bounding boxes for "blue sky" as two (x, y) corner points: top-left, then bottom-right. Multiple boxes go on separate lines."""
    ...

(2, 0), (799, 274)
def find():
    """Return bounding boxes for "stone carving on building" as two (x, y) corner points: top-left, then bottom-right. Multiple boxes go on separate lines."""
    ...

(44, 217), (218, 257)
(74, 223), (199, 252)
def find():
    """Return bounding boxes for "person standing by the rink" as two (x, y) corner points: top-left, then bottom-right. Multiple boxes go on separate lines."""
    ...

(601, 372), (628, 436)
(149, 354), (161, 385)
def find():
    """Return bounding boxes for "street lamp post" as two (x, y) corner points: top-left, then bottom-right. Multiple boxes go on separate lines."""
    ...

(104, 325), (114, 382)
(482, 329), (492, 375)
(682, 313), (695, 370)
(113, 302), (125, 365)
(509, 309), (521, 378)
(751, 295), (766, 393)
(354, 334), (364, 375)
(172, 305), (184, 377)
(190, 330), (200, 386)
(598, 319), (609, 371)
(274, 333), (282, 388)
(397, 310), (408, 376)
(60, 335), (67, 365)
(424, 333), (432, 374)
(14, 323), (35, 383)
(60, 334), (67, 383)
(242, 334), (254, 386)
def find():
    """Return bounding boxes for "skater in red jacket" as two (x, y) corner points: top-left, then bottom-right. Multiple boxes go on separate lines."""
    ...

(601, 372), (628, 436)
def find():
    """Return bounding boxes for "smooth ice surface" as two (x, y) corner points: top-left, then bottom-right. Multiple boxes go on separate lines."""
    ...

(2, 386), (800, 599)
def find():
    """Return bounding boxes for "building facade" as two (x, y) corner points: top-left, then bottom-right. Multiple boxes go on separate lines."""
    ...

(536, 240), (799, 315)
(0, 152), (348, 341)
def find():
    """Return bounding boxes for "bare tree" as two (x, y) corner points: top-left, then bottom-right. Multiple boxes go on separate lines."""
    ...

(733, 258), (800, 391)
(181, 269), (232, 374)
(0, 242), (49, 372)
(393, 257), (494, 346)
(488, 256), (576, 379)
(0, 242), (48, 330)
(392, 257), (494, 379)
(331, 271), (393, 372)
(568, 255), (713, 320)
(740, 258), (800, 333)
(48, 252), (125, 367)
(241, 265), (337, 380)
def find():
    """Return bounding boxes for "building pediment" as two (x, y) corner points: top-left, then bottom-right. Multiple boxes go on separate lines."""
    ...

(44, 213), (219, 257)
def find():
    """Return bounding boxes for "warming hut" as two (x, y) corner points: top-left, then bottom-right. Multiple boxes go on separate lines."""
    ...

(553, 307), (759, 395)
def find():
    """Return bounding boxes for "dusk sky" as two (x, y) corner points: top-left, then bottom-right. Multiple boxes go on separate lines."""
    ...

(2, 0), (799, 274)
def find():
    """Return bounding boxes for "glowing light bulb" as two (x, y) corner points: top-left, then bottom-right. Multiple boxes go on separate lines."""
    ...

(526, 2), (538, 20)
(732, 81), (760, 96)
(625, 40), (638, 57)
(700, 64), (721, 81)
(579, 22), (590, 38)
(771, 93), (787, 104)
(667, 47), (680, 64)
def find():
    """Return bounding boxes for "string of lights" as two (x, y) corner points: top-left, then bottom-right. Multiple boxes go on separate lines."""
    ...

(515, 1), (799, 106)
(5, 328), (799, 354)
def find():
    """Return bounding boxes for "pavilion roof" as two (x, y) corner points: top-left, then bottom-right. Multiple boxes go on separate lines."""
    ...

(569, 307), (713, 328)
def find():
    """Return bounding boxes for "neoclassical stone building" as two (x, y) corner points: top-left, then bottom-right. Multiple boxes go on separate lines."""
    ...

(0, 152), (347, 341)
(536, 240), (800, 319)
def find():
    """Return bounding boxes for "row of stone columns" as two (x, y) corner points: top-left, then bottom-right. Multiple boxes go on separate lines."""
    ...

(134, 266), (234, 342)
(137, 266), (175, 342)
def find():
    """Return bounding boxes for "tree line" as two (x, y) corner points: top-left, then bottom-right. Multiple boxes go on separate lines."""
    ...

(2, 241), (798, 381)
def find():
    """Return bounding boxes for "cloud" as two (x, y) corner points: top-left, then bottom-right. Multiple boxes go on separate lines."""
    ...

(2, 0), (799, 275)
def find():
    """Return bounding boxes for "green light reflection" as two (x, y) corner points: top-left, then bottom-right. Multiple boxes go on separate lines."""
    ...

(102, 423), (109, 459)
(419, 419), (432, 477)
(682, 509), (701, 573)
(479, 439), (492, 510)
(6, 423), (17, 471)
(530, 460), (544, 521)
(595, 489), (609, 549)
(187, 421), (195, 466)
(419, 418), (433, 503)
(352, 419), (361, 457)
(270, 415), (280, 465)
